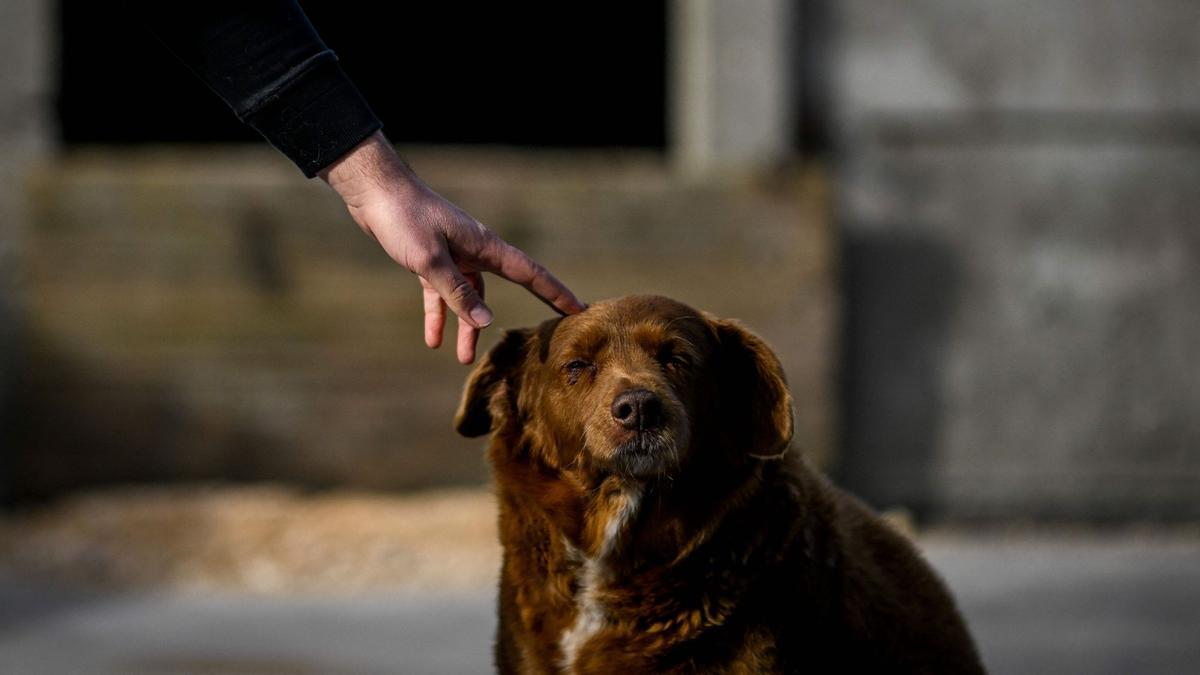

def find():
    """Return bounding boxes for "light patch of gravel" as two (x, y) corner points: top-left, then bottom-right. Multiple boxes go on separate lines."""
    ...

(0, 485), (501, 594)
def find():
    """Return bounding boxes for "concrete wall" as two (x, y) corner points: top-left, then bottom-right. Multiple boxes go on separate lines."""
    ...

(670, 0), (795, 175)
(834, 0), (1200, 519)
(0, 0), (54, 502)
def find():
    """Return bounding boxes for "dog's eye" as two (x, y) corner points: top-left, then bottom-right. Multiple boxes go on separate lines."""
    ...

(563, 359), (594, 384)
(656, 349), (691, 371)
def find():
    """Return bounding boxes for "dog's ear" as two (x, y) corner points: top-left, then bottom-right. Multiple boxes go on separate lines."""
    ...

(711, 319), (794, 458)
(455, 328), (532, 437)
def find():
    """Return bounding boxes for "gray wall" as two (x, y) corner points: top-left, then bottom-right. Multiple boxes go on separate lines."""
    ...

(834, 0), (1200, 519)
(0, 0), (54, 501)
(670, 0), (796, 175)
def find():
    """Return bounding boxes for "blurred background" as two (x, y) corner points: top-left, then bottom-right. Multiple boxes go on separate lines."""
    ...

(0, 1), (1197, 673)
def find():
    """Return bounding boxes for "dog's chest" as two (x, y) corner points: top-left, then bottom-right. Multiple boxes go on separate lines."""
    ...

(504, 482), (754, 673)
(555, 486), (642, 672)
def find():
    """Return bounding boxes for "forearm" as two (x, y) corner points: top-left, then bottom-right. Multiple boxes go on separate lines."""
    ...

(139, 0), (381, 177)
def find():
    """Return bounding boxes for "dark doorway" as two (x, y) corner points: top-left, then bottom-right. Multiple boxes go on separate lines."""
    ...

(58, 2), (668, 148)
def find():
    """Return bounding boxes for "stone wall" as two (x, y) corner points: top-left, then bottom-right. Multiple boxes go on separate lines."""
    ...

(9, 148), (835, 499)
(833, 0), (1200, 518)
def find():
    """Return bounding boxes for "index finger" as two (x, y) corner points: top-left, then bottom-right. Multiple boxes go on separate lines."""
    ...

(480, 240), (586, 316)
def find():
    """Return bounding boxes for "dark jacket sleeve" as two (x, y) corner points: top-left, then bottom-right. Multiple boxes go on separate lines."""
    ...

(140, 0), (382, 177)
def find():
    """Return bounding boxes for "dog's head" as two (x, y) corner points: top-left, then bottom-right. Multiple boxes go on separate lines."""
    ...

(455, 295), (793, 482)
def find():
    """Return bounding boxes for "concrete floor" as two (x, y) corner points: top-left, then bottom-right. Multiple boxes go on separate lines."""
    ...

(0, 585), (496, 675)
(2, 534), (1198, 674)
(925, 534), (1200, 675)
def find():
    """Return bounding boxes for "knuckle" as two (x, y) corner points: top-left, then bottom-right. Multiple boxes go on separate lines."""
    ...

(500, 243), (535, 274)
(526, 259), (548, 281)
(450, 278), (477, 303)
(479, 234), (506, 262)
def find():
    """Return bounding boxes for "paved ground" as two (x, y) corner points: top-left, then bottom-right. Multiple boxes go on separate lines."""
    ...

(2, 532), (1198, 674)
(0, 585), (496, 675)
(923, 533), (1200, 675)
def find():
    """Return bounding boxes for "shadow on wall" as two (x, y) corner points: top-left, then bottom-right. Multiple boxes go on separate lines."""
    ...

(8, 332), (289, 503)
(837, 231), (959, 519)
(0, 299), (18, 505)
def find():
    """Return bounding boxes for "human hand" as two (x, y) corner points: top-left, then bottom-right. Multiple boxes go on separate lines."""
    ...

(320, 131), (584, 364)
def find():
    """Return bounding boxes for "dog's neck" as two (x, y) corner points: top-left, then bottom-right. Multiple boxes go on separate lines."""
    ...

(492, 455), (645, 559)
(492, 436), (766, 565)
(579, 477), (643, 558)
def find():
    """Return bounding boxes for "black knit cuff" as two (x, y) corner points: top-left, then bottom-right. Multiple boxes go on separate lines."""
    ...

(242, 56), (383, 178)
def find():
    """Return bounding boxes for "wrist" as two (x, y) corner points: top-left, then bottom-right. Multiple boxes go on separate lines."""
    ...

(319, 131), (415, 206)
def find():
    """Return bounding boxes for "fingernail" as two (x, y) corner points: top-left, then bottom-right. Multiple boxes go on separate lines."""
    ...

(470, 305), (494, 328)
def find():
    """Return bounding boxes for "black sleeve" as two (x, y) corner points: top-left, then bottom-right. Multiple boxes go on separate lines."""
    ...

(140, 0), (383, 178)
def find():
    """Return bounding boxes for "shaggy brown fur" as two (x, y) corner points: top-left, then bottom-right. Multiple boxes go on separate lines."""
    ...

(456, 295), (984, 674)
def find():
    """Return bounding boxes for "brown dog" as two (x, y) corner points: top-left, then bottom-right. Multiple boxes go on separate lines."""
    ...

(456, 295), (984, 674)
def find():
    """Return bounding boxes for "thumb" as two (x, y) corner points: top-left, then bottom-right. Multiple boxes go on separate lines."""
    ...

(422, 253), (493, 329)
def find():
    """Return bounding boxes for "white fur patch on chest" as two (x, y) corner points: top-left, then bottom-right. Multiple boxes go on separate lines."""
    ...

(558, 486), (642, 672)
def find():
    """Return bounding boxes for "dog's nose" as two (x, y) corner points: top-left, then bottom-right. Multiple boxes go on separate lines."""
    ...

(611, 389), (662, 431)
